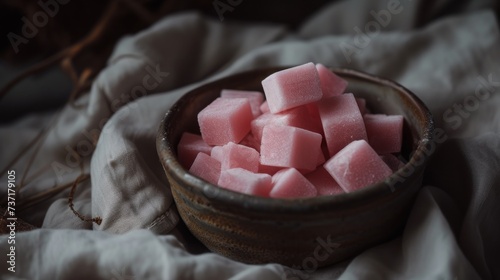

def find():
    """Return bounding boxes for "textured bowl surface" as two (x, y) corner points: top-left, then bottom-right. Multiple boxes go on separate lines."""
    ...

(157, 67), (434, 267)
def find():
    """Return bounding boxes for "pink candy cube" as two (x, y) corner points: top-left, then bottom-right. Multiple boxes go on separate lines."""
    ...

(324, 140), (393, 193)
(306, 167), (344, 196)
(185, 63), (407, 199)
(316, 146), (326, 167)
(270, 168), (317, 198)
(250, 113), (274, 141)
(318, 93), (367, 156)
(198, 97), (253, 146)
(262, 62), (323, 113)
(177, 132), (212, 169)
(258, 163), (282, 176)
(220, 142), (260, 173)
(355, 97), (368, 115)
(315, 63), (348, 98)
(218, 168), (272, 197)
(210, 146), (223, 162)
(260, 125), (322, 171)
(251, 105), (322, 141)
(239, 132), (261, 152)
(189, 153), (221, 185)
(380, 154), (405, 172)
(364, 114), (404, 154)
(221, 89), (264, 118)
(260, 101), (270, 114)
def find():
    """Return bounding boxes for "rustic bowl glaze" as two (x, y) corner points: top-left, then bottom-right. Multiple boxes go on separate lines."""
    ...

(156, 67), (434, 268)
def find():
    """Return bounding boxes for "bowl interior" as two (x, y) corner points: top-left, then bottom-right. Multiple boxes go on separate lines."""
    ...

(159, 67), (433, 213)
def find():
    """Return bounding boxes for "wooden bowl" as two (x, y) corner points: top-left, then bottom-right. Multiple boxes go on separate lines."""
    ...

(156, 67), (434, 268)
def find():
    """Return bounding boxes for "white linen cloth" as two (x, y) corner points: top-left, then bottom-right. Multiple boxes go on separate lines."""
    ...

(1, 0), (499, 279)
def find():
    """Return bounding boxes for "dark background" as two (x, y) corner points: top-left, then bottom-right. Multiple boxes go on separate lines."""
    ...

(1, 0), (499, 123)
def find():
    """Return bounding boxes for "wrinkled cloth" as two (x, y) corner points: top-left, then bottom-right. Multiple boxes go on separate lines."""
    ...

(1, 0), (499, 279)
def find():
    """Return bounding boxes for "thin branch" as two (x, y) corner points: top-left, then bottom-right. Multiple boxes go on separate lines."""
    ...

(18, 180), (76, 211)
(60, 57), (80, 84)
(0, 108), (62, 193)
(0, 127), (46, 176)
(118, 0), (157, 24)
(0, 51), (68, 100)
(69, 68), (93, 109)
(17, 124), (51, 193)
(24, 162), (55, 185)
(68, 174), (102, 225)
(0, 1), (119, 101)
(1, 0), (180, 216)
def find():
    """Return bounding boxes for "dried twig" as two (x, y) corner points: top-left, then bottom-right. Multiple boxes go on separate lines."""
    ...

(0, 51), (67, 100)
(18, 180), (77, 211)
(17, 125), (52, 194)
(118, 0), (157, 24)
(68, 174), (102, 225)
(0, 1), (119, 101)
(0, 0), (186, 230)
(68, 68), (93, 108)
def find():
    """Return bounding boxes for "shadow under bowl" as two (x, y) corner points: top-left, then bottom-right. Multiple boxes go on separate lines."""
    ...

(156, 67), (434, 268)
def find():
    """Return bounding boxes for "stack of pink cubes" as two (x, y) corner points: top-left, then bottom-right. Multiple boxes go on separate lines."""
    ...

(178, 62), (405, 198)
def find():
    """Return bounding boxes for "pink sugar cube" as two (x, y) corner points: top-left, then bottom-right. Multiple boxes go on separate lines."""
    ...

(355, 97), (368, 115)
(221, 89), (264, 118)
(260, 101), (270, 114)
(220, 142), (259, 172)
(198, 97), (253, 146)
(260, 125), (322, 171)
(251, 113), (273, 141)
(380, 154), (405, 172)
(251, 105), (322, 142)
(258, 163), (282, 176)
(270, 168), (317, 198)
(315, 64), (348, 98)
(210, 146), (223, 162)
(306, 167), (344, 196)
(262, 62), (323, 113)
(318, 93), (367, 156)
(306, 103), (322, 124)
(189, 153), (221, 185)
(316, 146), (326, 167)
(239, 132), (261, 152)
(364, 114), (404, 154)
(324, 140), (393, 193)
(218, 168), (272, 197)
(177, 132), (213, 169)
